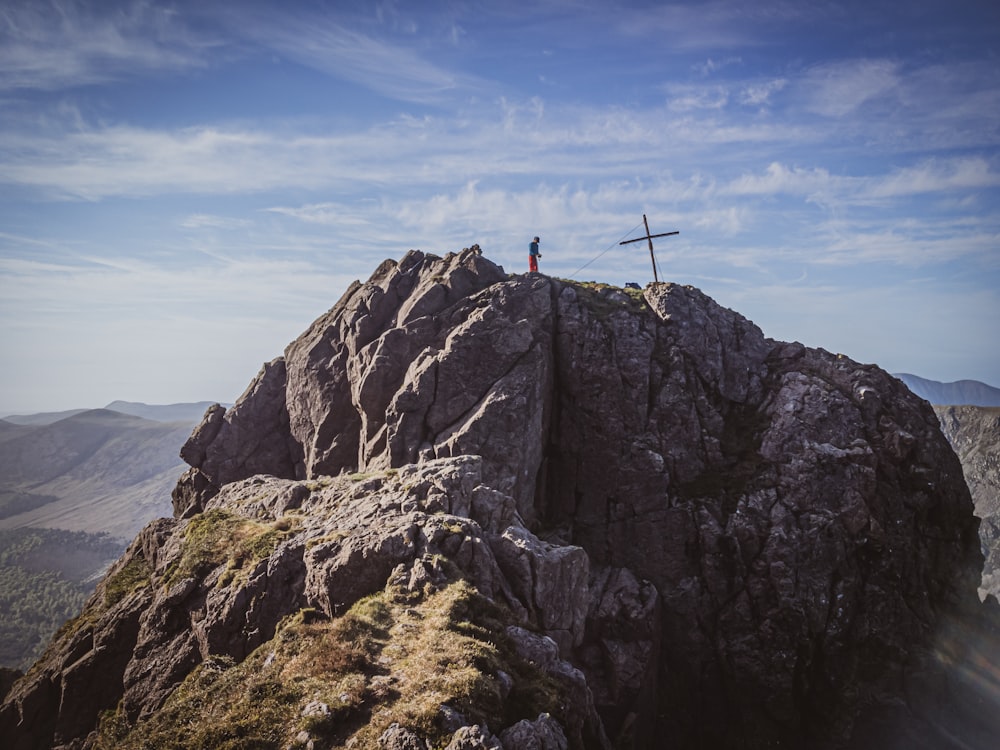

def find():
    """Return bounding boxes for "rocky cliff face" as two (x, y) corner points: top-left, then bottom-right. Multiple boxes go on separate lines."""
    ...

(935, 405), (1000, 599)
(3, 248), (998, 750)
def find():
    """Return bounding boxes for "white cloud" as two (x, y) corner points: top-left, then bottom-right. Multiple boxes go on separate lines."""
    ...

(500, 96), (545, 132)
(0, 0), (213, 91)
(230, 9), (481, 105)
(721, 162), (837, 197)
(665, 83), (730, 112)
(616, 1), (808, 51)
(0, 97), (811, 200)
(1, 0), (998, 415)
(800, 59), (900, 117)
(716, 157), (1000, 210)
(740, 78), (787, 107)
(689, 206), (749, 236)
(693, 57), (743, 76)
(866, 158), (1000, 199)
(264, 203), (378, 229)
(180, 214), (253, 230)
(0, 122), (425, 199)
(0, 231), (61, 249)
(797, 204), (1000, 269)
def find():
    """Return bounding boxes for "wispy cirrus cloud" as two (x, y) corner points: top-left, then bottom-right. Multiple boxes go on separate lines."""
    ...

(4, 86), (996, 222)
(739, 78), (787, 106)
(2, 125), (283, 199)
(0, 0), (215, 91)
(264, 203), (375, 228)
(809, 221), (1000, 268)
(717, 157), (1000, 205)
(0, 99), (800, 200)
(2, 0), (998, 414)
(692, 57), (743, 76)
(0, 122), (418, 199)
(228, 7), (484, 105)
(865, 158), (1000, 199)
(665, 83), (730, 112)
(179, 214), (253, 230)
(798, 58), (900, 117)
(616, 1), (794, 50)
(720, 162), (837, 197)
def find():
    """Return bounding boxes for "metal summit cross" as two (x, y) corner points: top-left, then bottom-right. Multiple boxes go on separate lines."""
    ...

(619, 214), (679, 283)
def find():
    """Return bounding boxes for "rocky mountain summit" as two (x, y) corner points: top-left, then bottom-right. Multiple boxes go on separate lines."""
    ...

(3, 248), (998, 749)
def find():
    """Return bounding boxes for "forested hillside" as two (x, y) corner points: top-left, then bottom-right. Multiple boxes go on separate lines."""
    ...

(0, 528), (125, 670)
(0, 405), (206, 670)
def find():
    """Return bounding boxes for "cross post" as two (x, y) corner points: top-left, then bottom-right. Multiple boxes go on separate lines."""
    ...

(619, 214), (679, 283)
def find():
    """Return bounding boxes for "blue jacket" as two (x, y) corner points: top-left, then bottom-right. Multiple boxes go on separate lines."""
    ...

(529, 241), (539, 256)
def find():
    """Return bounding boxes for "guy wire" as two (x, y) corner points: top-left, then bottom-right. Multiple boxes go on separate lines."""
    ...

(568, 221), (644, 278)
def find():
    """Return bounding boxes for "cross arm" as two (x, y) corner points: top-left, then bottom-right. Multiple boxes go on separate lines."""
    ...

(619, 230), (679, 245)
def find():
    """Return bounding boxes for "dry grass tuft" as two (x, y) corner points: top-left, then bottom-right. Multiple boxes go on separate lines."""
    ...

(162, 509), (298, 588)
(95, 566), (565, 749)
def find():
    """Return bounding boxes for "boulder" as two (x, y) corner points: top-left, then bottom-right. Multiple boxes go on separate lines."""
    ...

(379, 722), (429, 750)
(445, 725), (503, 749)
(499, 713), (569, 750)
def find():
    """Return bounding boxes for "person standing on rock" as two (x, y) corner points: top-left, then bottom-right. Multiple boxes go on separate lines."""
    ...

(529, 236), (541, 273)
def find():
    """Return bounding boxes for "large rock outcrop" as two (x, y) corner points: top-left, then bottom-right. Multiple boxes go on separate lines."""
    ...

(3, 247), (997, 749)
(935, 405), (1000, 598)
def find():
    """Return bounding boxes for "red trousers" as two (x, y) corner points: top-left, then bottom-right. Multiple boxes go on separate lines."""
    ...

(529, 255), (538, 272)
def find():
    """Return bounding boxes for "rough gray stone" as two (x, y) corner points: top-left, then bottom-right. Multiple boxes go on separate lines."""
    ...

(577, 566), (660, 746)
(178, 402), (225, 468)
(492, 526), (589, 652)
(499, 713), (568, 750)
(505, 627), (611, 750)
(935, 404), (1000, 598)
(188, 357), (300, 501)
(379, 722), (428, 750)
(445, 724), (502, 749)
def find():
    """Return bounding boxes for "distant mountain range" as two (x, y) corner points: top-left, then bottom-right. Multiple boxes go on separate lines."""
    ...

(0, 403), (219, 538)
(1, 400), (217, 426)
(0, 401), (219, 671)
(894, 374), (1000, 406)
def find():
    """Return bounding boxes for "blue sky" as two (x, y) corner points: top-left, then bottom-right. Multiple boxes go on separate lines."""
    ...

(1, 0), (998, 414)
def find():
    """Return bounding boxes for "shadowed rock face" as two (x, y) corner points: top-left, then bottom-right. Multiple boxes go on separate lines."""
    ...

(3, 248), (996, 750)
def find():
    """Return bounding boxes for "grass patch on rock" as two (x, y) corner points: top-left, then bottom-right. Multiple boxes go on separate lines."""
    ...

(103, 557), (152, 608)
(567, 279), (649, 320)
(163, 509), (297, 589)
(96, 570), (564, 749)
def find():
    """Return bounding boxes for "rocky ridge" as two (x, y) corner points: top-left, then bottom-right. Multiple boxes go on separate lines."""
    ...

(2, 248), (997, 749)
